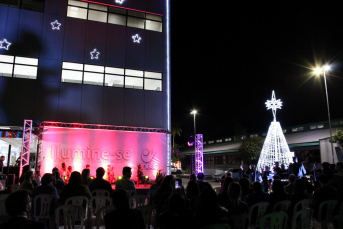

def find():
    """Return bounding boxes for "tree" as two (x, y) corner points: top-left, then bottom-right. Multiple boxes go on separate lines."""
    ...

(171, 148), (184, 163)
(171, 121), (182, 148)
(330, 130), (343, 147)
(236, 137), (264, 164)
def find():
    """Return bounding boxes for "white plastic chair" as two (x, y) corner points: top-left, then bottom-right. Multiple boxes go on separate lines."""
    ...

(94, 205), (116, 229)
(249, 202), (269, 229)
(214, 187), (222, 195)
(136, 205), (154, 229)
(333, 202), (343, 229)
(313, 200), (338, 229)
(32, 194), (58, 221)
(230, 213), (250, 229)
(291, 208), (312, 229)
(272, 200), (291, 213)
(55, 204), (85, 229)
(129, 195), (148, 209)
(259, 212), (288, 229)
(89, 196), (112, 216)
(126, 190), (137, 198)
(65, 196), (89, 220)
(292, 199), (310, 216)
(0, 199), (9, 224)
(91, 189), (110, 197)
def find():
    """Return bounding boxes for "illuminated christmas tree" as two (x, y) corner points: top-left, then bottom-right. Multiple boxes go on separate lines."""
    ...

(257, 91), (293, 171)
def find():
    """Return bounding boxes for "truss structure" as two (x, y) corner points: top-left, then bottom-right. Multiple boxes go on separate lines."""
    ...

(167, 134), (171, 175)
(195, 134), (204, 175)
(35, 125), (44, 171)
(41, 121), (171, 133)
(20, 120), (32, 177)
(257, 121), (292, 170)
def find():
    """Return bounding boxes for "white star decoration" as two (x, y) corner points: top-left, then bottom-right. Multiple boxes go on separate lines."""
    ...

(132, 34), (141, 43)
(265, 90), (282, 121)
(90, 49), (100, 59)
(0, 39), (11, 50)
(51, 20), (61, 30)
(116, 0), (125, 4)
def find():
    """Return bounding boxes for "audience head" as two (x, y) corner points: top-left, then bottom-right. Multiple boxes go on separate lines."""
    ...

(336, 162), (343, 172)
(281, 164), (285, 170)
(238, 177), (250, 192)
(225, 172), (232, 178)
(122, 167), (132, 178)
(271, 179), (286, 194)
(112, 189), (129, 210)
(274, 162), (279, 167)
(197, 172), (205, 180)
(186, 180), (200, 198)
(41, 173), (53, 186)
(5, 190), (31, 216)
(221, 176), (234, 194)
(22, 165), (31, 174)
(318, 174), (329, 185)
(292, 157), (298, 163)
(288, 174), (296, 183)
(158, 175), (174, 193)
(168, 192), (187, 213)
(199, 187), (219, 208)
(82, 169), (90, 179)
(96, 167), (106, 178)
(322, 162), (330, 169)
(189, 174), (196, 181)
(69, 171), (82, 185)
(24, 171), (33, 182)
(293, 178), (306, 196)
(252, 181), (262, 193)
(52, 167), (59, 173)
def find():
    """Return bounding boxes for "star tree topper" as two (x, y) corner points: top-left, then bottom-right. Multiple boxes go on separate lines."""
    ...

(116, 0), (125, 4)
(51, 20), (61, 30)
(90, 49), (100, 59)
(132, 34), (141, 43)
(265, 90), (282, 121)
(0, 39), (11, 50)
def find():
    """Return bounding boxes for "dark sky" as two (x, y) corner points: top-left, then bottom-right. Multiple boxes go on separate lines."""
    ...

(170, 1), (343, 145)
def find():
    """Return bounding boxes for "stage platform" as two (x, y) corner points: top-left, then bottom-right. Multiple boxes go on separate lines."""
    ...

(111, 184), (152, 195)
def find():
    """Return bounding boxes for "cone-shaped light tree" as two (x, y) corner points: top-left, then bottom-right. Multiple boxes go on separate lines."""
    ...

(257, 91), (293, 171)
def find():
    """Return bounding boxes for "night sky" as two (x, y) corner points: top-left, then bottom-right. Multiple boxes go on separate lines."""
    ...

(170, 1), (343, 145)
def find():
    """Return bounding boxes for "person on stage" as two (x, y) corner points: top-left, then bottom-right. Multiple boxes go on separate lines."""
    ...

(137, 164), (144, 185)
(288, 157), (306, 178)
(115, 167), (136, 191)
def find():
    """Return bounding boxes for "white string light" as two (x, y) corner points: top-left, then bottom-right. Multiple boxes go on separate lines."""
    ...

(90, 49), (100, 59)
(0, 39), (11, 50)
(51, 20), (61, 30)
(132, 34), (141, 43)
(115, 0), (125, 4)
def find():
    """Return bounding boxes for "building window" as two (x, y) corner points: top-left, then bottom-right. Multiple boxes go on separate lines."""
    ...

(214, 156), (223, 165)
(205, 156), (213, 165)
(225, 138), (231, 142)
(67, 0), (163, 32)
(0, 54), (38, 79)
(61, 62), (162, 91)
(0, 0), (45, 12)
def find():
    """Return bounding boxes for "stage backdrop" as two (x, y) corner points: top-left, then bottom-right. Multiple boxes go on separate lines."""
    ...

(40, 127), (168, 180)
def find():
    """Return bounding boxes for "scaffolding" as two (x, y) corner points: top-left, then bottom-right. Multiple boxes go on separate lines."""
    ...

(195, 134), (204, 175)
(20, 120), (32, 177)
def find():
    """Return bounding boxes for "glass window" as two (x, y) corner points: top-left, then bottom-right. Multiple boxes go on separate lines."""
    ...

(13, 65), (37, 79)
(126, 69), (143, 77)
(145, 71), (162, 79)
(61, 70), (83, 84)
(146, 14), (162, 22)
(108, 7), (126, 15)
(88, 10), (107, 23)
(0, 63), (13, 77)
(108, 14), (126, 26)
(144, 79), (162, 91)
(105, 74), (124, 87)
(128, 11), (145, 18)
(105, 67), (124, 75)
(63, 62), (83, 71)
(15, 57), (38, 66)
(89, 3), (107, 11)
(146, 20), (162, 32)
(67, 6), (88, 19)
(84, 64), (104, 73)
(125, 77), (143, 89)
(0, 55), (14, 63)
(68, 0), (88, 7)
(83, 72), (104, 85)
(127, 17), (145, 29)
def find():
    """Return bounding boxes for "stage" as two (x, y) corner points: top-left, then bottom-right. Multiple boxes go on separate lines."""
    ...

(111, 184), (152, 195)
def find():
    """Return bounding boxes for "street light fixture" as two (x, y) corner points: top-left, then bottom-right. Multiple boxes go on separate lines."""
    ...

(190, 110), (197, 174)
(314, 65), (335, 163)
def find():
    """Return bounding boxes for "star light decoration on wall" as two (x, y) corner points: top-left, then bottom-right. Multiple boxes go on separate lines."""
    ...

(132, 34), (141, 43)
(265, 90), (282, 121)
(115, 0), (125, 4)
(0, 39), (11, 50)
(90, 49), (100, 59)
(51, 20), (61, 30)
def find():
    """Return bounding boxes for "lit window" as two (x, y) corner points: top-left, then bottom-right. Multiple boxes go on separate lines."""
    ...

(126, 69), (143, 77)
(216, 139), (222, 143)
(146, 14), (162, 22)
(88, 3), (107, 11)
(84, 64), (104, 73)
(145, 71), (162, 79)
(225, 138), (231, 142)
(0, 55), (38, 79)
(310, 125), (317, 129)
(63, 62), (83, 71)
(208, 141), (214, 144)
(83, 72), (104, 85)
(128, 11), (145, 18)
(144, 79), (161, 91)
(146, 20), (162, 32)
(108, 14), (126, 26)
(67, 6), (87, 19)
(317, 124), (324, 128)
(125, 77), (143, 89)
(61, 70), (83, 83)
(15, 57), (38, 66)
(68, 0), (88, 7)
(0, 55), (14, 63)
(88, 10), (107, 23)
(127, 17), (145, 29)
(105, 74), (124, 87)
(105, 67), (124, 75)
(0, 63), (13, 77)
(14, 65), (37, 79)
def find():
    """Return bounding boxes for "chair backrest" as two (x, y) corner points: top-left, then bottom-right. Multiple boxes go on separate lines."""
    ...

(90, 196), (112, 216)
(146, 189), (157, 205)
(129, 195), (148, 209)
(259, 212), (288, 229)
(0, 199), (6, 215)
(55, 204), (85, 229)
(136, 205), (154, 229)
(91, 189), (110, 197)
(95, 205), (116, 229)
(292, 199), (310, 216)
(230, 213), (250, 229)
(249, 202), (269, 227)
(272, 200), (291, 213)
(33, 194), (58, 221)
(318, 200), (338, 222)
(334, 202), (343, 229)
(291, 208), (312, 229)
(0, 194), (9, 201)
(200, 223), (231, 229)
(65, 196), (89, 219)
(126, 190), (137, 198)
(11, 184), (20, 192)
(214, 187), (221, 195)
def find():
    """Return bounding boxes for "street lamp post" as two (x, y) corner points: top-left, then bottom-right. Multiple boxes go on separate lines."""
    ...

(315, 65), (335, 163)
(191, 110), (197, 174)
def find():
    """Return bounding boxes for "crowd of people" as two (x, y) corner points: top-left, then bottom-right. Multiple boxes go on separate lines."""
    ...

(0, 159), (342, 229)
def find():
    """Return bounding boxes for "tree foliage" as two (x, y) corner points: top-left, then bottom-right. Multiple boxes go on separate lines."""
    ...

(171, 148), (184, 163)
(329, 130), (343, 146)
(236, 137), (265, 164)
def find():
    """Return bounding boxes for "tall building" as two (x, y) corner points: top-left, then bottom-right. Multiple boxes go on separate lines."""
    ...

(0, 0), (171, 176)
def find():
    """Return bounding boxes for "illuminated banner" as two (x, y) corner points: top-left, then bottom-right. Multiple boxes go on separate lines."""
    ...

(40, 127), (167, 180)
